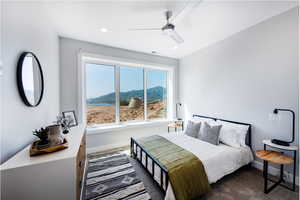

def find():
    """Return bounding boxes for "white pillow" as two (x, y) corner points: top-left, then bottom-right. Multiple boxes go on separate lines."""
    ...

(217, 120), (249, 148)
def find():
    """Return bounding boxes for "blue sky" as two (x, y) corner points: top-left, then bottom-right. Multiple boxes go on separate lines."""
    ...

(86, 63), (167, 98)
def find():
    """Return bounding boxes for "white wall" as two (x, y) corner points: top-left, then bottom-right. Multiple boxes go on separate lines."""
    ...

(0, 0), (3, 165)
(1, 2), (60, 164)
(59, 37), (179, 151)
(179, 7), (299, 174)
(86, 123), (170, 153)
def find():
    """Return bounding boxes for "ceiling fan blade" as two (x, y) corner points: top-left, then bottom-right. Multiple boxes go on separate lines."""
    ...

(164, 29), (184, 44)
(128, 28), (161, 31)
(170, 0), (202, 24)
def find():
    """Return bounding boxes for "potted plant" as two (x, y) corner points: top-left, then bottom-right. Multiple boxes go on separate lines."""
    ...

(33, 127), (50, 148)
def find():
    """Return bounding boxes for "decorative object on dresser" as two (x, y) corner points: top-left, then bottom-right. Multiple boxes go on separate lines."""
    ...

(47, 124), (64, 145)
(167, 120), (184, 132)
(62, 110), (78, 127)
(56, 112), (76, 134)
(30, 138), (68, 156)
(32, 127), (50, 149)
(16, 52), (44, 107)
(271, 108), (295, 146)
(1, 126), (87, 200)
(28, 112), (80, 156)
(30, 124), (67, 156)
(256, 140), (298, 193)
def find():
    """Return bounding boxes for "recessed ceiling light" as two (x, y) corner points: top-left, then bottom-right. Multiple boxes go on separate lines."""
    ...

(100, 28), (108, 33)
(173, 46), (178, 50)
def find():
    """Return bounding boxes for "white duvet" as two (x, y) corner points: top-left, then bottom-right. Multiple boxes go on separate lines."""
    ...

(137, 132), (253, 200)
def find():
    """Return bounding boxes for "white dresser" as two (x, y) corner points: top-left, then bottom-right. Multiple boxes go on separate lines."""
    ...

(1, 125), (86, 200)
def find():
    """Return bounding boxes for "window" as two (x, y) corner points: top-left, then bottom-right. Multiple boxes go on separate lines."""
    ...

(120, 66), (144, 122)
(85, 62), (169, 127)
(86, 63), (115, 125)
(147, 69), (168, 120)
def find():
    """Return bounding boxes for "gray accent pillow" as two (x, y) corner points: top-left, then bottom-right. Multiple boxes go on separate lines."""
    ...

(198, 122), (222, 145)
(184, 120), (201, 138)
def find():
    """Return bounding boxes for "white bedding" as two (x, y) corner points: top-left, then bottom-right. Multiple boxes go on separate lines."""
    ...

(161, 132), (253, 184)
(135, 131), (253, 200)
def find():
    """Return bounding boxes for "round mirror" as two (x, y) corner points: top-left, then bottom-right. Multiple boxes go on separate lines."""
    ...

(17, 52), (44, 107)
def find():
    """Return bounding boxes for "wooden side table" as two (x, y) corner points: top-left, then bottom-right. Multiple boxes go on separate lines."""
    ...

(255, 140), (298, 194)
(168, 121), (184, 132)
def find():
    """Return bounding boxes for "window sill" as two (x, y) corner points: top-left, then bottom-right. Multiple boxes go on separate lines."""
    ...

(86, 120), (171, 135)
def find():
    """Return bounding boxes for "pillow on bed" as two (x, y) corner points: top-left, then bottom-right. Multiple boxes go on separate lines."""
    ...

(217, 120), (249, 147)
(198, 122), (222, 145)
(187, 118), (216, 132)
(190, 117), (215, 124)
(184, 120), (201, 138)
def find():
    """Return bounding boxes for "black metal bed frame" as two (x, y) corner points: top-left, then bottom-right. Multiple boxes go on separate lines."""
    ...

(130, 114), (252, 193)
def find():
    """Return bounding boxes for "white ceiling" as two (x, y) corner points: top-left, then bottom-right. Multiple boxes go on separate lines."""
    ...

(43, 1), (298, 58)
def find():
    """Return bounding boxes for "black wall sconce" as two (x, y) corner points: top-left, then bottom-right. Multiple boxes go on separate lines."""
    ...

(271, 108), (295, 146)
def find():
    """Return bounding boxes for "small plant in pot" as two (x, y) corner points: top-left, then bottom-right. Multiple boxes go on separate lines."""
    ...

(33, 127), (50, 149)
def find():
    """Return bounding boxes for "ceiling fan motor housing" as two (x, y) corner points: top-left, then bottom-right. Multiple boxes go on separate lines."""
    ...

(162, 23), (175, 31)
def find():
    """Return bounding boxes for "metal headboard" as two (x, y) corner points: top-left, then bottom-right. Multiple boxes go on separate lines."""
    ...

(192, 114), (252, 150)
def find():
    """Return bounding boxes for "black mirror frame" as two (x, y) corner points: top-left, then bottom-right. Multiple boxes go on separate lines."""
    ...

(17, 52), (44, 107)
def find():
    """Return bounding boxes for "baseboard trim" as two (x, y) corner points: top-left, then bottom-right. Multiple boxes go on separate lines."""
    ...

(86, 142), (129, 154)
(252, 160), (299, 186)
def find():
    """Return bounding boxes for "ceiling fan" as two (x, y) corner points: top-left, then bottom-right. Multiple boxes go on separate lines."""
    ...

(128, 10), (184, 44)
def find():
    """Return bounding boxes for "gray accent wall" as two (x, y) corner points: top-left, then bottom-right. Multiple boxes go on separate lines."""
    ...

(1, 2), (60, 164)
(179, 7), (299, 175)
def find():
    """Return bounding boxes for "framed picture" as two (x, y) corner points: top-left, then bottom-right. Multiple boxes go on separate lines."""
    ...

(62, 110), (78, 127)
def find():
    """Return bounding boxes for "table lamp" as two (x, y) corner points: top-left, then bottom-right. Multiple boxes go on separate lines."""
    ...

(175, 103), (182, 120)
(271, 108), (295, 146)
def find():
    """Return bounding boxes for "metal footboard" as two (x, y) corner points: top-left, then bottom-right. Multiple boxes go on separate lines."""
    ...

(130, 138), (169, 193)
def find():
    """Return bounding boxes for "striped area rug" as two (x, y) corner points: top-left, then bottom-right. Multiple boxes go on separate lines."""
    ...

(85, 153), (151, 200)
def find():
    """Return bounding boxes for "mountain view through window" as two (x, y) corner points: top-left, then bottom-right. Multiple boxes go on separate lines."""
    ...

(86, 63), (168, 126)
(86, 63), (115, 125)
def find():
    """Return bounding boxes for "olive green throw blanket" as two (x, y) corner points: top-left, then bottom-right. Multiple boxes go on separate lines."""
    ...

(136, 135), (211, 200)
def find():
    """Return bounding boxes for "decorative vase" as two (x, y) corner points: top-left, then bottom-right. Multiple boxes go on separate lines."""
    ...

(47, 125), (64, 145)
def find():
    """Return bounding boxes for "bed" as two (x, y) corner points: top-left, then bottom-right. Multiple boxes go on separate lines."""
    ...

(130, 114), (254, 200)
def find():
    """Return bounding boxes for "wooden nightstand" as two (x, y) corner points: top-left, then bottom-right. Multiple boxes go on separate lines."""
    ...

(255, 140), (298, 194)
(168, 121), (184, 132)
